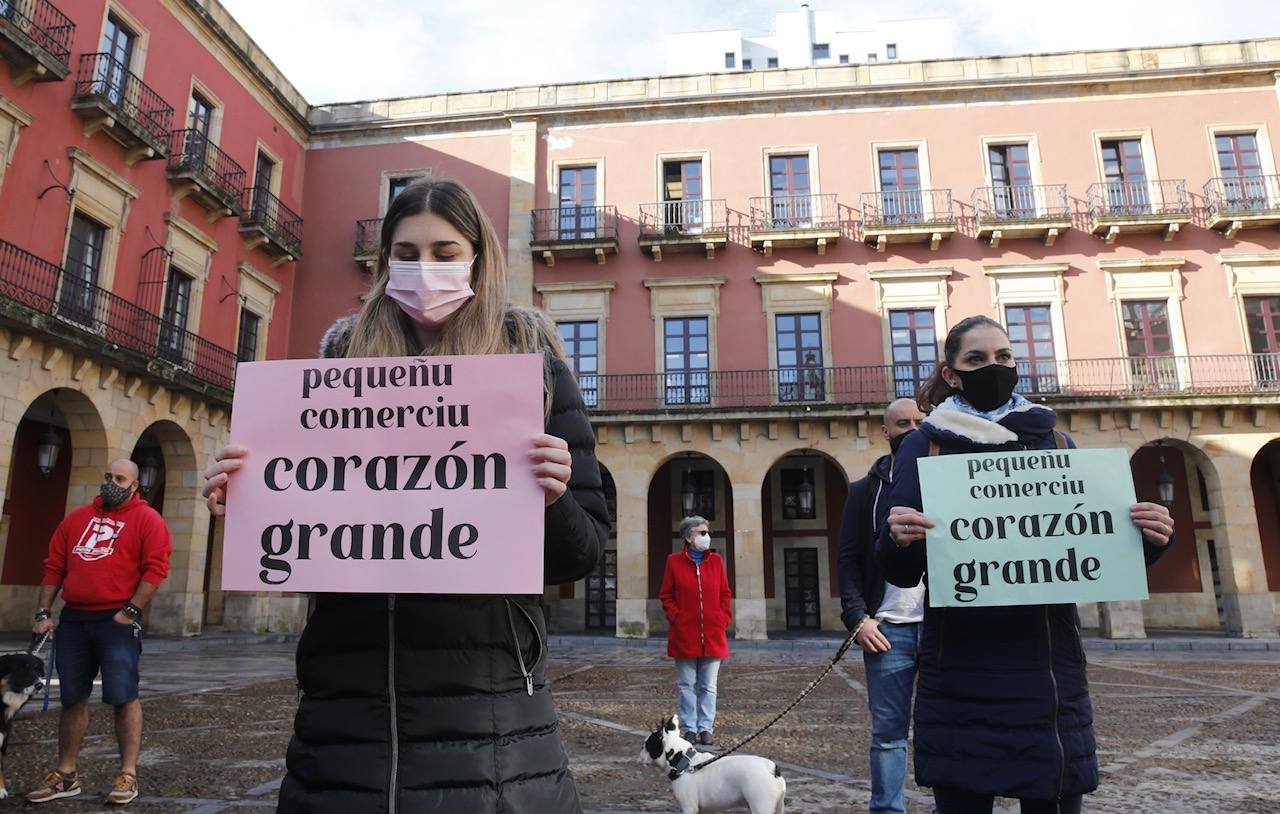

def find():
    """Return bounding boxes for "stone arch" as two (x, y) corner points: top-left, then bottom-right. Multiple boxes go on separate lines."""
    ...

(0, 388), (108, 628)
(645, 452), (735, 633)
(759, 448), (852, 632)
(131, 419), (206, 636)
(1128, 438), (1225, 631)
(1249, 440), (1280, 602)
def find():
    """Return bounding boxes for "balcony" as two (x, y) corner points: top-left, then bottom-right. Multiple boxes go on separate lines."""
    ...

(747, 194), (839, 255)
(638, 199), (728, 261)
(578, 355), (1279, 414)
(1204, 175), (1280, 238)
(1086, 179), (1191, 243)
(165, 130), (246, 222)
(530, 206), (619, 266)
(240, 186), (303, 265)
(0, 0), (73, 83)
(861, 189), (956, 251)
(71, 53), (173, 164)
(972, 184), (1072, 248)
(353, 217), (382, 269)
(0, 238), (237, 398)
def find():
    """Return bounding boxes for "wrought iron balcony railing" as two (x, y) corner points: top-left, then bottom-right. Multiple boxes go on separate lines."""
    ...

(579, 355), (1280, 412)
(354, 217), (382, 261)
(1204, 174), (1280, 217)
(639, 199), (728, 235)
(531, 206), (619, 242)
(0, 238), (237, 390)
(73, 52), (174, 149)
(861, 189), (955, 227)
(748, 193), (839, 231)
(242, 185), (304, 259)
(0, 0), (74, 69)
(1087, 179), (1190, 218)
(166, 129), (247, 211)
(972, 184), (1070, 221)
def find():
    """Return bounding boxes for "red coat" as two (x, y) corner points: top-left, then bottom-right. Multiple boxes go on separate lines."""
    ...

(660, 547), (732, 659)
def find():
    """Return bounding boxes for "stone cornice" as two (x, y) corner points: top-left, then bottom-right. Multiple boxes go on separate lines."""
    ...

(307, 38), (1280, 137)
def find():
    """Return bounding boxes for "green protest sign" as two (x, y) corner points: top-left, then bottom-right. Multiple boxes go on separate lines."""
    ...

(919, 447), (1148, 608)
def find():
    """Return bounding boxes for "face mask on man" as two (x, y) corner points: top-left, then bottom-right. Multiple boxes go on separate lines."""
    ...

(100, 481), (133, 510)
(385, 259), (475, 328)
(953, 362), (1020, 412)
(692, 533), (711, 552)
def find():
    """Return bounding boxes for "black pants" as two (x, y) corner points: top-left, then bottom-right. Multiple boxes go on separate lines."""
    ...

(934, 787), (1084, 814)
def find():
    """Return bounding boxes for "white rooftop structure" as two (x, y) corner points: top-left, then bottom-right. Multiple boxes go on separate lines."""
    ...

(664, 4), (953, 74)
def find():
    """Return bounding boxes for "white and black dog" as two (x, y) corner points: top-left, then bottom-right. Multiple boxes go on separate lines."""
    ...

(0, 652), (45, 798)
(642, 714), (785, 814)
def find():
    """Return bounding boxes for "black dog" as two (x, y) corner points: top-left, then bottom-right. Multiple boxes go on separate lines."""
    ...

(0, 653), (46, 798)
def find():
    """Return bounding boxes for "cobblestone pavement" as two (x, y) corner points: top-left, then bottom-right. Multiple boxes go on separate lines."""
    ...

(0, 633), (1273, 813)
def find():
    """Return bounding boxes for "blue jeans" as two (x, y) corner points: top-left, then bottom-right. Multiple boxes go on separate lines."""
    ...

(864, 620), (922, 814)
(55, 615), (142, 706)
(674, 657), (721, 733)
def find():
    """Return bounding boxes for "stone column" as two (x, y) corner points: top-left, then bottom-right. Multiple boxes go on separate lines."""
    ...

(730, 482), (767, 639)
(506, 118), (538, 306)
(612, 464), (650, 639)
(147, 465), (209, 637)
(1208, 448), (1279, 637)
(1099, 601), (1146, 639)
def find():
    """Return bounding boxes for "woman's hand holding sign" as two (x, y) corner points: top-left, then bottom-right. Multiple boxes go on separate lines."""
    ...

(887, 505), (935, 548)
(531, 433), (572, 507)
(1130, 502), (1173, 548)
(202, 443), (248, 516)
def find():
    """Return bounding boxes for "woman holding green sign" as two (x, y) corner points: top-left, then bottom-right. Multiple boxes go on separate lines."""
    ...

(202, 179), (609, 813)
(877, 315), (1174, 814)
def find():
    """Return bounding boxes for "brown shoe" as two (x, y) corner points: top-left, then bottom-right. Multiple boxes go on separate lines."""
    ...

(26, 770), (81, 803)
(105, 772), (138, 805)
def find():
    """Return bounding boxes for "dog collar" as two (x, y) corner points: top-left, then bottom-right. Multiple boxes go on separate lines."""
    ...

(667, 746), (699, 780)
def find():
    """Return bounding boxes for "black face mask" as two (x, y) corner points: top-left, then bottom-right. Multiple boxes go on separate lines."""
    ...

(100, 481), (133, 510)
(888, 429), (914, 454)
(953, 363), (1020, 412)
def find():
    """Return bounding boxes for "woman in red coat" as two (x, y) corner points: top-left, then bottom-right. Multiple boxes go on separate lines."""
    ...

(659, 515), (733, 745)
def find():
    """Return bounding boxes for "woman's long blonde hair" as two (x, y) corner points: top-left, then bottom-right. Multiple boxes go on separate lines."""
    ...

(345, 179), (567, 413)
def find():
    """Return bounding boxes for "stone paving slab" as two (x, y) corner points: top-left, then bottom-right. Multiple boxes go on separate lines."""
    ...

(0, 634), (1272, 812)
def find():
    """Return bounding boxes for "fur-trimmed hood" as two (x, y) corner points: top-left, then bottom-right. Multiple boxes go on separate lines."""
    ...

(921, 398), (1059, 450)
(318, 306), (561, 360)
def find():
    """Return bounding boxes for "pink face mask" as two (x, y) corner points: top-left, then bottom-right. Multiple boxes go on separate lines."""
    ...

(385, 259), (475, 328)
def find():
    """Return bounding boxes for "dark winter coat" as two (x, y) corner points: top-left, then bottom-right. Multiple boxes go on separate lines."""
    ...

(836, 453), (894, 630)
(277, 315), (610, 814)
(876, 400), (1169, 800)
(659, 548), (732, 660)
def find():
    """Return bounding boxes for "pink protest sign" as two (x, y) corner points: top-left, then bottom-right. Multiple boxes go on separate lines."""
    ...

(221, 353), (545, 594)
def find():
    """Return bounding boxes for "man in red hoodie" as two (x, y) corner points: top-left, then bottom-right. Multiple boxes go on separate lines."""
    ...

(26, 459), (171, 806)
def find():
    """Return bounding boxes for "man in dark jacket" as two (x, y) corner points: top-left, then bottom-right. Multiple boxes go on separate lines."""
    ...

(837, 397), (925, 814)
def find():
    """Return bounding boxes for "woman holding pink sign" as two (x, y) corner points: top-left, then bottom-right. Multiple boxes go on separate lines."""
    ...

(202, 180), (609, 814)
(876, 315), (1174, 814)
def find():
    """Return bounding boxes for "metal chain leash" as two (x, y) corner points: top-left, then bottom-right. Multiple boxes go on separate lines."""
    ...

(689, 628), (859, 773)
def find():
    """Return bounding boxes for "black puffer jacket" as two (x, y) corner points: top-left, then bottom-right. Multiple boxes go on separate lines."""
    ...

(876, 400), (1168, 801)
(277, 315), (609, 814)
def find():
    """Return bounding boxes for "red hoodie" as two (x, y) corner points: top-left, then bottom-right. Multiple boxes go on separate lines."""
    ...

(41, 493), (172, 611)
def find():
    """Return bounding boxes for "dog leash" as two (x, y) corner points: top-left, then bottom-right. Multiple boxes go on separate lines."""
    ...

(689, 627), (859, 774)
(28, 632), (53, 712)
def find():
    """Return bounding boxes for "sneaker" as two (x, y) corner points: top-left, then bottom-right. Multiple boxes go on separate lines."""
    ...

(26, 770), (81, 803)
(680, 730), (696, 743)
(105, 772), (138, 805)
(699, 730), (713, 746)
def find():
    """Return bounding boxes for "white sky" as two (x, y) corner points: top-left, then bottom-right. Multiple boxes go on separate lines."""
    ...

(217, 0), (1280, 104)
